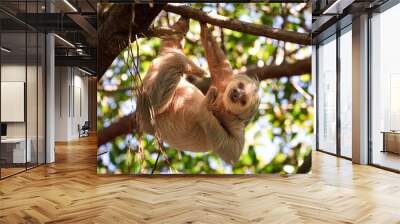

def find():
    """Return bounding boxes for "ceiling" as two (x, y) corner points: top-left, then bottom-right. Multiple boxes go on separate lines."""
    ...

(312, 0), (389, 43)
(0, 0), (97, 74)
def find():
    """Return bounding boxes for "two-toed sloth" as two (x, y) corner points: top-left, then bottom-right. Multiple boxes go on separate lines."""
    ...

(136, 17), (260, 164)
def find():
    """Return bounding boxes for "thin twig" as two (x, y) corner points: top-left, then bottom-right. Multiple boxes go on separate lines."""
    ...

(151, 151), (161, 174)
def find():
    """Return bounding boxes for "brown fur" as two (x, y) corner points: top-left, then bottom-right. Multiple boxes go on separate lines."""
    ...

(136, 18), (259, 164)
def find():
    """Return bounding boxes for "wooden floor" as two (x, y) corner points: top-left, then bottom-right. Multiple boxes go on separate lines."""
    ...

(1, 136), (400, 223)
(372, 150), (400, 171)
(1, 167), (26, 178)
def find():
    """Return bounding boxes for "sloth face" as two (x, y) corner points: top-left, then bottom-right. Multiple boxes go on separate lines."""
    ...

(222, 75), (260, 120)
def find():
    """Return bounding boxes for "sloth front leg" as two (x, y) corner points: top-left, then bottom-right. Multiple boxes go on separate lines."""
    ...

(200, 23), (233, 89)
(185, 61), (207, 78)
(199, 87), (244, 164)
(137, 63), (185, 134)
(146, 52), (206, 113)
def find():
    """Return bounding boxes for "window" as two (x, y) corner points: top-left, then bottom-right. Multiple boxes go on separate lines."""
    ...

(0, 1), (46, 179)
(339, 27), (352, 158)
(317, 35), (337, 154)
(370, 2), (400, 171)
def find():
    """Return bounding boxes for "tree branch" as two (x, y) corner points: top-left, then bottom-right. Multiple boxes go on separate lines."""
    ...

(98, 86), (137, 96)
(143, 27), (184, 38)
(97, 112), (137, 146)
(97, 57), (311, 145)
(164, 4), (311, 45)
(240, 57), (311, 80)
(98, 4), (310, 78)
(97, 3), (165, 79)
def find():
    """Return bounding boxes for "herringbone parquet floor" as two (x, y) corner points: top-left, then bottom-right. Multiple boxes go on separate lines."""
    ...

(0, 136), (400, 223)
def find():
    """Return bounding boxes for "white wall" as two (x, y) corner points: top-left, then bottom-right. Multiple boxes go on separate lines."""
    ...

(1, 65), (29, 138)
(55, 66), (89, 141)
(1, 64), (26, 153)
(55, 66), (69, 141)
(1, 63), (46, 164)
(72, 73), (89, 138)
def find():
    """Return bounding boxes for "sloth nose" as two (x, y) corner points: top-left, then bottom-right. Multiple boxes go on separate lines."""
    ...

(232, 89), (240, 100)
(231, 88), (244, 102)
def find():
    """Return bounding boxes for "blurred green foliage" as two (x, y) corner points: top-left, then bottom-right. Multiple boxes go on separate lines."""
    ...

(97, 3), (313, 174)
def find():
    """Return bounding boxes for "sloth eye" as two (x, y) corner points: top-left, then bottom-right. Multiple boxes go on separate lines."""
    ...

(240, 99), (247, 105)
(238, 82), (245, 89)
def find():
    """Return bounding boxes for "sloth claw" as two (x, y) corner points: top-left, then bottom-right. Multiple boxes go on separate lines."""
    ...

(207, 86), (219, 110)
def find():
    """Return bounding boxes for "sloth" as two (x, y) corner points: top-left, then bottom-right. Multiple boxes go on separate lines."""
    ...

(136, 17), (260, 164)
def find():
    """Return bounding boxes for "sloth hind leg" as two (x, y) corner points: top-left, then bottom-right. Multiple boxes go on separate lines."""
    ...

(136, 66), (182, 133)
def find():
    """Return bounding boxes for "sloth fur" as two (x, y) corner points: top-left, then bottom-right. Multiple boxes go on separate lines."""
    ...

(136, 18), (260, 164)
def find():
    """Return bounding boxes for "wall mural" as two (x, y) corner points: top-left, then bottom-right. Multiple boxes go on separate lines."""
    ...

(97, 3), (313, 174)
